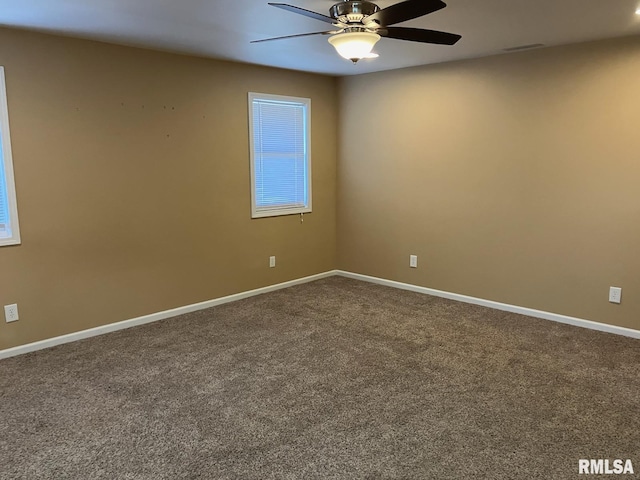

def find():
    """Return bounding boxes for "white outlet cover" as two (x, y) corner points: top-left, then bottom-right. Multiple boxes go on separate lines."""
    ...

(269, 256), (276, 268)
(410, 255), (418, 268)
(609, 287), (622, 304)
(4, 304), (19, 323)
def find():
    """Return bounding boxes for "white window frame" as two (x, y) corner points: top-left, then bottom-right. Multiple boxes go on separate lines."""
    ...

(248, 92), (312, 219)
(0, 66), (20, 247)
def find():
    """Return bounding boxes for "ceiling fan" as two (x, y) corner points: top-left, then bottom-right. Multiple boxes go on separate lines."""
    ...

(252, 0), (461, 63)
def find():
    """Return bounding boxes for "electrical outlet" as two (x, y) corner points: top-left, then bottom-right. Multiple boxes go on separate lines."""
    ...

(609, 287), (622, 304)
(410, 255), (418, 268)
(4, 304), (19, 323)
(269, 256), (276, 268)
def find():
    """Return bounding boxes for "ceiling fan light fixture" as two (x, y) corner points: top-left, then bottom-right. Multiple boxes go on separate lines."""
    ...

(328, 31), (381, 63)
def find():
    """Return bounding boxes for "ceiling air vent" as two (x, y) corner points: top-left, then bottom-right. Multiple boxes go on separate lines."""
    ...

(503, 43), (545, 52)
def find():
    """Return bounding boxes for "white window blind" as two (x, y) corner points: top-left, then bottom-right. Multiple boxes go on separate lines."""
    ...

(0, 151), (8, 234)
(249, 92), (311, 218)
(0, 66), (20, 246)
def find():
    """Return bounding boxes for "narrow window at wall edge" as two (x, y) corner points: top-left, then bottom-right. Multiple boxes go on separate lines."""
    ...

(0, 66), (21, 247)
(248, 92), (312, 219)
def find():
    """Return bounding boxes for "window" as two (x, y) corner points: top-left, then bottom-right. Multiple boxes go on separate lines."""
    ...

(0, 66), (20, 246)
(248, 92), (311, 218)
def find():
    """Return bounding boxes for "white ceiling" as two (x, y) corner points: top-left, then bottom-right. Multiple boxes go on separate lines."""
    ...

(1, 0), (640, 76)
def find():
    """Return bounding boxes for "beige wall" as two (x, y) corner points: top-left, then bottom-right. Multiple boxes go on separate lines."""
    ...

(0, 28), (338, 350)
(2, 27), (639, 352)
(338, 36), (640, 330)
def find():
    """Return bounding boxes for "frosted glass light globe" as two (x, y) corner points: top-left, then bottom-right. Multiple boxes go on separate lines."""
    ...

(328, 32), (381, 63)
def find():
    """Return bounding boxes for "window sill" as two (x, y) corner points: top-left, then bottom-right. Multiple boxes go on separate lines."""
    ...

(252, 206), (312, 219)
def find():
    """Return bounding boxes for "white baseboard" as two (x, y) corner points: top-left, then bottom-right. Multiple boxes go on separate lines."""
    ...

(0, 270), (339, 360)
(3, 268), (637, 360)
(336, 270), (640, 340)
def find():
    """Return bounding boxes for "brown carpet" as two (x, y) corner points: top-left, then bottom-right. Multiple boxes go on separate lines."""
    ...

(0, 276), (638, 479)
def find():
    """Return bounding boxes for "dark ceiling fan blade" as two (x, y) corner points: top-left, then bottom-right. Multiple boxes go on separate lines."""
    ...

(367, 0), (446, 27)
(268, 3), (336, 24)
(378, 27), (461, 45)
(251, 31), (336, 43)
